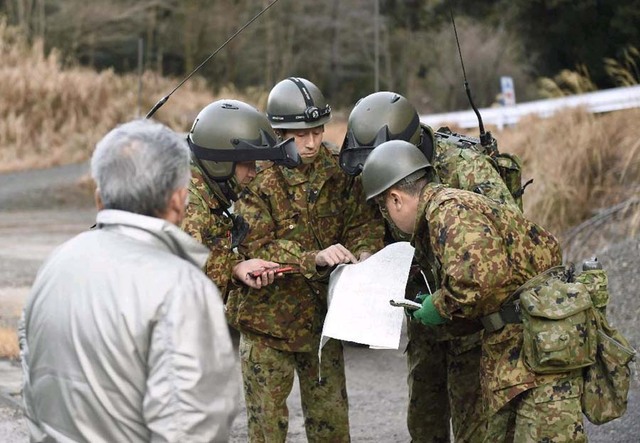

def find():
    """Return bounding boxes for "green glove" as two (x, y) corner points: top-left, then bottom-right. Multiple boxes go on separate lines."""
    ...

(412, 294), (447, 326)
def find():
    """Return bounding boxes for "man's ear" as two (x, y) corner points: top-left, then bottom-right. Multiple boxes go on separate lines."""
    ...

(165, 187), (189, 225)
(94, 189), (104, 210)
(388, 189), (404, 210)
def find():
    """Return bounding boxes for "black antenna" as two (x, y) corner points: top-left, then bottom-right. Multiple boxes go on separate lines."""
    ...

(449, 8), (494, 150)
(146, 0), (281, 119)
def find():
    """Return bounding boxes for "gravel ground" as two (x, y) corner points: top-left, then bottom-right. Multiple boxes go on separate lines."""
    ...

(0, 164), (638, 442)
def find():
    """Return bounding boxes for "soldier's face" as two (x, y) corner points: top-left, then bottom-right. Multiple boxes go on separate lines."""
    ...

(284, 126), (324, 164)
(382, 189), (419, 234)
(234, 161), (257, 185)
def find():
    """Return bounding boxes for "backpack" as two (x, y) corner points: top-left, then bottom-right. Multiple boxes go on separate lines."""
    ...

(435, 127), (531, 210)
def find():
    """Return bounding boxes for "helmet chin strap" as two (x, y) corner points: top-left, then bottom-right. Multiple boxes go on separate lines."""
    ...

(192, 155), (235, 208)
(419, 127), (435, 163)
(219, 177), (243, 202)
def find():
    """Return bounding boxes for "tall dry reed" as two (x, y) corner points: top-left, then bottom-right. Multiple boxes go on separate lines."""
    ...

(0, 20), (219, 172)
(495, 108), (640, 258)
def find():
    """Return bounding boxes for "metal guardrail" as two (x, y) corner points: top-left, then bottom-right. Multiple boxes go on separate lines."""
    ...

(420, 85), (640, 130)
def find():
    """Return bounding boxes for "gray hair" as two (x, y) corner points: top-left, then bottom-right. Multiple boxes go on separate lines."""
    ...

(91, 119), (190, 217)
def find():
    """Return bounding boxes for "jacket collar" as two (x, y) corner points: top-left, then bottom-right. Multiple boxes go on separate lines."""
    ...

(280, 143), (339, 186)
(96, 210), (209, 268)
(410, 183), (441, 246)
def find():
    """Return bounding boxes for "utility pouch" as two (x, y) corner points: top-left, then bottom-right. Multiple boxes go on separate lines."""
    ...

(574, 265), (637, 424)
(582, 318), (636, 424)
(493, 152), (527, 210)
(574, 269), (609, 309)
(520, 276), (598, 374)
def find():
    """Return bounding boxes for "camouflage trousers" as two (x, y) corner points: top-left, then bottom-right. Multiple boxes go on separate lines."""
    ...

(239, 334), (350, 443)
(406, 320), (486, 443)
(484, 375), (586, 443)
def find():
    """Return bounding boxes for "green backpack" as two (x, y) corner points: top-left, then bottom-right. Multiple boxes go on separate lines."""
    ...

(436, 127), (531, 210)
(517, 263), (636, 423)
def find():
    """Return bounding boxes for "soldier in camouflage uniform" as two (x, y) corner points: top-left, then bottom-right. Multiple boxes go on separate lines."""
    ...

(361, 140), (586, 443)
(181, 99), (302, 296)
(340, 91), (519, 442)
(228, 77), (385, 442)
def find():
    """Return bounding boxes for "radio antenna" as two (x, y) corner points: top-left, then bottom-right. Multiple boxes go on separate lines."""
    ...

(449, 8), (493, 149)
(146, 0), (281, 119)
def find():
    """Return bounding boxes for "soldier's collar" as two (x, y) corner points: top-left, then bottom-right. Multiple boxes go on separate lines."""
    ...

(190, 159), (233, 209)
(280, 144), (338, 185)
(411, 183), (442, 245)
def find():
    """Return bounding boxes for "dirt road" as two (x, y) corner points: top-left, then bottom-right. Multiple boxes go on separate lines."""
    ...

(0, 164), (638, 442)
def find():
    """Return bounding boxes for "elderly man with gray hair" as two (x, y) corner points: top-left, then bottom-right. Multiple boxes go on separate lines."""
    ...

(19, 119), (240, 442)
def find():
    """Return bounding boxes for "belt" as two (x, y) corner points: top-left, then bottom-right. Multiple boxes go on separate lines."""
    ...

(480, 300), (522, 333)
(479, 265), (569, 333)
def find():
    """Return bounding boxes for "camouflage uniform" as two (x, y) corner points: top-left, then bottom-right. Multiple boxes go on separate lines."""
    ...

(403, 126), (518, 443)
(229, 143), (385, 442)
(181, 160), (241, 299)
(411, 183), (585, 442)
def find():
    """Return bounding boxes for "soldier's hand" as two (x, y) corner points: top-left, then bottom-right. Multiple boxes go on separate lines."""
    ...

(233, 259), (279, 289)
(412, 294), (447, 326)
(315, 244), (357, 268)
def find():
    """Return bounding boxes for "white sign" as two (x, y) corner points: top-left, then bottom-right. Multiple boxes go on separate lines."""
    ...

(500, 76), (516, 106)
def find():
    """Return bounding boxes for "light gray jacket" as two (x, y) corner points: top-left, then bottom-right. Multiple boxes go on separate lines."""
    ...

(19, 210), (240, 442)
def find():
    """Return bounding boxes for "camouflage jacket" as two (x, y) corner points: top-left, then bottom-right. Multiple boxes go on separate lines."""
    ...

(229, 143), (385, 352)
(181, 161), (242, 299)
(411, 183), (574, 414)
(394, 125), (519, 340)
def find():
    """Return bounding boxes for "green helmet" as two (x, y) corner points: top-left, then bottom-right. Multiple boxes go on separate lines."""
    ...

(267, 77), (331, 130)
(361, 140), (433, 200)
(340, 91), (429, 176)
(188, 99), (300, 181)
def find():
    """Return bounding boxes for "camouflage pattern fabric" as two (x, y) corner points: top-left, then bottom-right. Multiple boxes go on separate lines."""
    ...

(231, 143), (383, 442)
(485, 376), (585, 442)
(406, 321), (450, 443)
(519, 277), (597, 373)
(432, 132), (518, 210)
(575, 269), (609, 308)
(181, 161), (242, 299)
(402, 129), (519, 441)
(406, 321), (485, 443)
(232, 143), (384, 353)
(574, 267), (636, 424)
(411, 183), (585, 426)
(239, 335), (349, 443)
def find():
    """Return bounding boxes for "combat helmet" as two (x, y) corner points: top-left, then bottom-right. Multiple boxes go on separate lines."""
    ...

(188, 99), (300, 183)
(267, 77), (332, 130)
(361, 140), (434, 201)
(340, 91), (433, 176)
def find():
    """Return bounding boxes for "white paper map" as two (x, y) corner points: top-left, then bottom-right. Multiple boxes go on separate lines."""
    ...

(320, 242), (415, 351)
